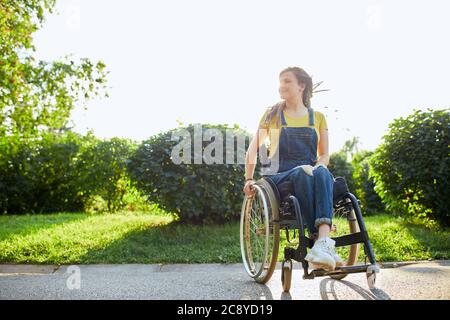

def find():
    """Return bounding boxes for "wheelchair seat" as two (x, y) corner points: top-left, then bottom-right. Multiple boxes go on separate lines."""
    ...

(264, 176), (350, 207)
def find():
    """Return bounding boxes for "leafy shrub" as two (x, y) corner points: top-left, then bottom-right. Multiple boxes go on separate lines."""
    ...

(128, 123), (251, 224)
(352, 150), (385, 215)
(369, 108), (449, 227)
(0, 132), (141, 215)
(78, 137), (137, 213)
(328, 150), (356, 193)
(0, 131), (93, 214)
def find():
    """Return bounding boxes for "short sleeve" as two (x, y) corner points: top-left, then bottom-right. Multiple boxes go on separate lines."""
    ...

(258, 108), (271, 129)
(318, 112), (328, 130)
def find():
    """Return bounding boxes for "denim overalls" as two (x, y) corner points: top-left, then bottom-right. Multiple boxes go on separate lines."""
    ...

(265, 107), (334, 236)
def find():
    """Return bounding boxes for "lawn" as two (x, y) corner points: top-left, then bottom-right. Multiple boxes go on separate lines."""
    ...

(0, 211), (448, 264)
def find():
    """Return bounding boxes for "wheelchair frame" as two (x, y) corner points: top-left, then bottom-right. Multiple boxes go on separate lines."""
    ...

(240, 176), (380, 293)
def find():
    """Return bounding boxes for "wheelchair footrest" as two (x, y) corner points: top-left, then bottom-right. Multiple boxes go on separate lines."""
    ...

(332, 231), (368, 247)
(310, 264), (374, 278)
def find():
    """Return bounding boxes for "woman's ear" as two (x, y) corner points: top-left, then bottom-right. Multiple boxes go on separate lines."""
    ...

(300, 82), (306, 91)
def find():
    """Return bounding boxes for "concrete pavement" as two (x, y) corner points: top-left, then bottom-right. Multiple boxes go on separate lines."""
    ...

(0, 261), (449, 300)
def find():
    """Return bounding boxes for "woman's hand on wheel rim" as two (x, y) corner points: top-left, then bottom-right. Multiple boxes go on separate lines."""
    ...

(243, 180), (256, 198)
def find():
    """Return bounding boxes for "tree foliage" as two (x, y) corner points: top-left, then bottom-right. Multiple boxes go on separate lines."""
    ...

(128, 124), (251, 224)
(0, 1), (115, 214)
(1, 0), (108, 138)
(351, 150), (384, 214)
(79, 138), (137, 213)
(369, 108), (450, 227)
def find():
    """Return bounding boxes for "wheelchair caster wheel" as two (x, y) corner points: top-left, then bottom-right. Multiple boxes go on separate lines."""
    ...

(281, 260), (293, 293)
(366, 264), (380, 289)
(367, 272), (376, 289)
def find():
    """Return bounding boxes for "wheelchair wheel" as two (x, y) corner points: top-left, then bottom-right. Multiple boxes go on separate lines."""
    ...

(329, 197), (360, 280)
(240, 178), (280, 284)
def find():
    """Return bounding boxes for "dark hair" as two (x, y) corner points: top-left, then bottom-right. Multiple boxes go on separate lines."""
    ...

(263, 67), (324, 128)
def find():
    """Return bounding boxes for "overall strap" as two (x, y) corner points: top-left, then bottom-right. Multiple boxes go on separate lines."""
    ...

(280, 109), (287, 126)
(308, 107), (314, 126)
(280, 107), (315, 126)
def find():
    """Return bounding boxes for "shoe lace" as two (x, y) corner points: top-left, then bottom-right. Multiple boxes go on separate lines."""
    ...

(324, 240), (337, 255)
(315, 238), (337, 255)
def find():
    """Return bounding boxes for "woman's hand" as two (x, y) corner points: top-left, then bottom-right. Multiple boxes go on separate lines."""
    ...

(299, 165), (314, 176)
(299, 164), (327, 176)
(243, 179), (256, 198)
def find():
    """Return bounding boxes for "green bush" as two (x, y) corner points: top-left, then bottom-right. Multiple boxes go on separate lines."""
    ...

(128, 123), (251, 224)
(352, 150), (385, 215)
(369, 108), (450, 227)
(0, 132), (143, 215)
(0, 131), (93, 214)
(78, 137), (138, 213)
(328, 150), (356, 193)
(328, 146), (385, 215)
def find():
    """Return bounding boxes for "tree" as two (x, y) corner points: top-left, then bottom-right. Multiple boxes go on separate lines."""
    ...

(328, 137), (363, 194)
(329, 150), (355, 193)
(341, 136), (360, 161)
(0, 0), (109, 214)
(0, 0), (108, 138)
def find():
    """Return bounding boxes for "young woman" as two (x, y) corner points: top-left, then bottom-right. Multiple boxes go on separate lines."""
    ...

(242, 66), (343, 271)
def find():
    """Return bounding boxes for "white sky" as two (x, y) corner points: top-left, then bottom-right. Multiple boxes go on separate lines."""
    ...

(34, 0), (449, 153)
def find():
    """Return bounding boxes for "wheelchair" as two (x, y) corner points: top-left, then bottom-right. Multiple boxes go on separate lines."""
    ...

(239, 175), (380, 293)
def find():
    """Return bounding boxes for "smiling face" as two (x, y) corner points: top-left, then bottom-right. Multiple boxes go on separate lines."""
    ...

(279, 71), (305, 100)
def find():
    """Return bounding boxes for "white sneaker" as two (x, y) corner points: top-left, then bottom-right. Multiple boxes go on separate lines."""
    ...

(305, 237), (342, 271)
(333, 250), (345, 267)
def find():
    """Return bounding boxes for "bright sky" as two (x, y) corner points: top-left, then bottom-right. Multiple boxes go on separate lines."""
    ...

(34, 0), (449, 153)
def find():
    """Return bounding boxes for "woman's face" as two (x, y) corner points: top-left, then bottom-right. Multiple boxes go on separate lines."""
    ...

(279, 71), (305, 100)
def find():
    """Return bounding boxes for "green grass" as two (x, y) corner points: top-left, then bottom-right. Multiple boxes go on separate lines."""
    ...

(0, 212), (448, 264)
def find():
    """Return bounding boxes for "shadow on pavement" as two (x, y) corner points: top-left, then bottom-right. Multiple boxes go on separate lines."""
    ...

(319, 278), (391, 300)
(239, 280), (275, 300)
(280, 291), (293, 300)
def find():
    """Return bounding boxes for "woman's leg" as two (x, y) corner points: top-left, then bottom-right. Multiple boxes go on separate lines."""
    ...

(312, 166), (334, 239)
(318, 224), (331, 239)
(266, 168), (293, 186)
(306, 166), (343, 270)
(270, 166), (342, 270)
(286, 167), (316, 236)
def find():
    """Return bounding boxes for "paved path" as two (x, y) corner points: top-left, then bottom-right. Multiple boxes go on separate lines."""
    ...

(1, 261), (449, 300)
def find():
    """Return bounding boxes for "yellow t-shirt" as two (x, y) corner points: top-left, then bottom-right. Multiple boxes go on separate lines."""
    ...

(258, 107), (328, 159)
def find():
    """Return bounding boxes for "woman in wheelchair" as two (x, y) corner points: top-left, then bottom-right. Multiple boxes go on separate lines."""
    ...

(243, 66), (342, 272)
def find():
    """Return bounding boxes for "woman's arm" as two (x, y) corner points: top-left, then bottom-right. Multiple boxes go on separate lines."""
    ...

(316, 128), (330, 166)
(244, 128), (268, 180)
